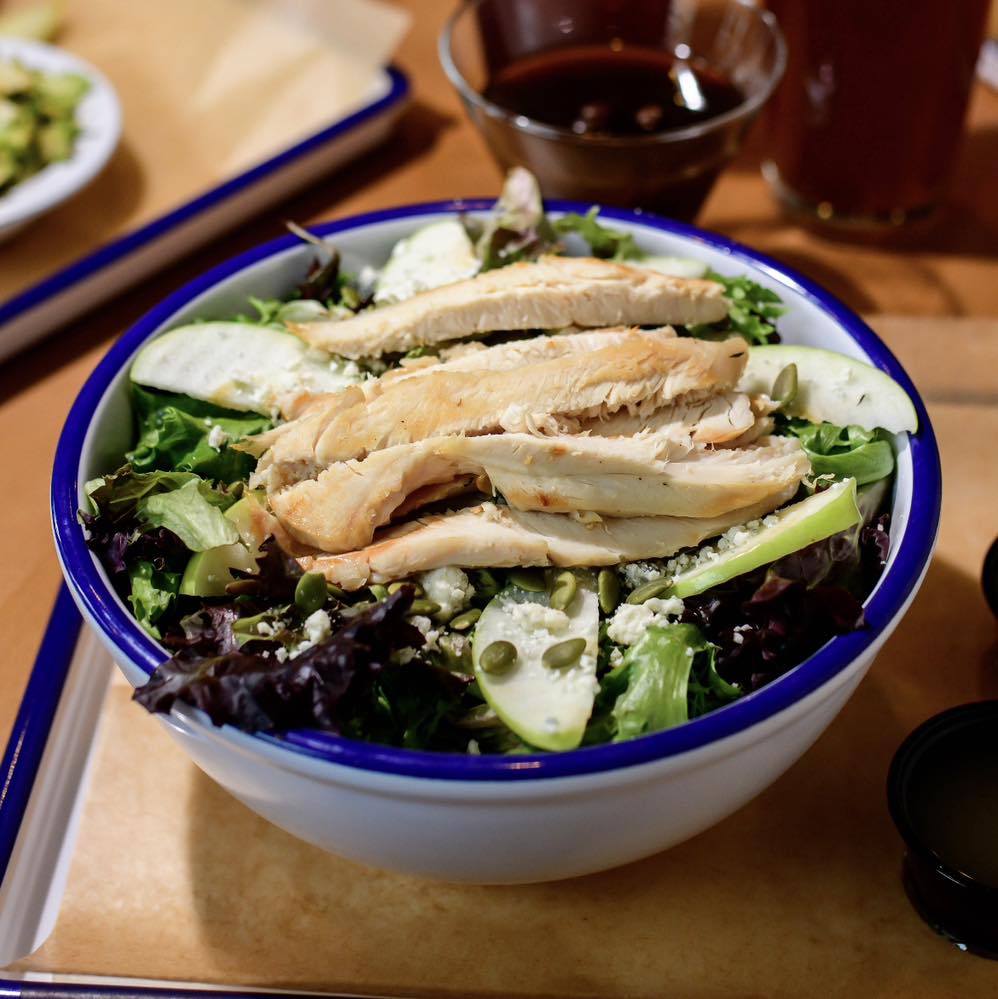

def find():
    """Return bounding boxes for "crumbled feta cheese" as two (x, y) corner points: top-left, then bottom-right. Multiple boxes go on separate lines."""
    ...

(733, 631), (744, 645)
(606, 596), (685, 646)
(509, 602), (570, 634)
(303, 609), (331, 646)
(256, 620), (276, 636)
(207, 424), (229, 450)
(620, 561), (664, 588)
(357, 265), (379, 292)
(410, 614), (441, 651)
(467, 739), (481, 756)
(609, 647), (624, 669)
(275, 647), (289, 664)
(419, 566), (474, 619)
(330, 358), (361, 380)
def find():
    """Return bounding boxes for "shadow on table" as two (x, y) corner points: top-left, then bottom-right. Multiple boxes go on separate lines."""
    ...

(179, 554), (993, 997)
(0, 100), (454, 406)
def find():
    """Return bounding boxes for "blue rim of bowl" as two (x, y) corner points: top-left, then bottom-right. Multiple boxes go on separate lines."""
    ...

(51, 200), (942, 782)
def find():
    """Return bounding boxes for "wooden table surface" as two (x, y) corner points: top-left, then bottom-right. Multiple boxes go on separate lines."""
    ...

(0, 4), (997, 988)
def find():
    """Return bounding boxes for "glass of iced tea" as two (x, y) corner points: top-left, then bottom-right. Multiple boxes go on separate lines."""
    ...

(763, 0), (991, 231)
(440, 0), (785, 221)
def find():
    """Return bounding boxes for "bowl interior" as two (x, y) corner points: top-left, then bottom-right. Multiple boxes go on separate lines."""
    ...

(55, 202), (940, 781)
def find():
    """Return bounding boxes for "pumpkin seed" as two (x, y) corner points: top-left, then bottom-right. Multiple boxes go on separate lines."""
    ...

(508, 568), (546, 592)
(542, 637), (587, 670)
(388, 580), (423, 597)
(597, 569), (619, 614)
(474, 569), (500, 599)
(408, 598), (441, 616)
(479, 640), (517, 675)
(626, 578), (671, 604)
(294, 572), (327, 615)
(368, 583), (389, 601)
(549, 571), (577, 611)
(450, 608), (482, 631)
(772, 363), (798, 408)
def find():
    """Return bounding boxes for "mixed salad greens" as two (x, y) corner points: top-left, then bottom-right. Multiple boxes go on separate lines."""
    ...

(0, 57), (88, 194)
(81, 169), (916, 754)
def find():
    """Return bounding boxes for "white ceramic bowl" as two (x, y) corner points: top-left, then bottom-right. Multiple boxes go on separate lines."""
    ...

(0, 37), (121, 242)
(52, 203), (941, 883)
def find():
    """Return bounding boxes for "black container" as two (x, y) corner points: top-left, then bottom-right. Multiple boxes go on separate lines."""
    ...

(887, 701), (998, 959)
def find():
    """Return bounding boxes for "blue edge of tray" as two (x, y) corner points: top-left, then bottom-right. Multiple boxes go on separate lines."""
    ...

(0, 600), (350, 999)
(0, 65), (409, 330)
(0, 63), (409, 999)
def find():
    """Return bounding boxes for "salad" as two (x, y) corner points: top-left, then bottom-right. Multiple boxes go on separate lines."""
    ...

(0, 57), (88, 194)
(82, 168), (917, 754)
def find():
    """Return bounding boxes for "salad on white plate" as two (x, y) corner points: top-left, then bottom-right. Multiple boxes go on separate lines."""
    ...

(81, 168), (917, 754)
(0, 36), (120, 241)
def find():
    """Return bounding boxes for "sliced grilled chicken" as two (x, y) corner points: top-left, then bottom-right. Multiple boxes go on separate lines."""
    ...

(581, 391), (757, 445)
(251, 334), (750, 489)
(297, 487), (798, 589)
(240, 327), (676, 459)
(270, 433), (808, 553)
(380, 325), (674, 384)
(289, 255), (727, 358)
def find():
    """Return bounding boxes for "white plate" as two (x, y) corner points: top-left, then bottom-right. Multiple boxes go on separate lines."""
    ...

(0, 37), (121, 242)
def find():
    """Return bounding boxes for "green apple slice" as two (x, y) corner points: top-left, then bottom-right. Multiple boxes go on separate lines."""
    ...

(667, 478), (862, 599)
(179, 496), (266, 597)
(739, 345), (918, 434)
(131, 322), (364, 414)
(472, 571), (599, 752)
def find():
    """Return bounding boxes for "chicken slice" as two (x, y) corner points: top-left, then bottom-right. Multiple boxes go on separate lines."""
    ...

(269, 433), (808, 553)
(240, 327), (675, 459)
(297, 487), (799, 589)
(253, 334), (750, 488)
(380, 325), (674, 384)
(289, 255), (727, 358)
(581, 391), (757, 445)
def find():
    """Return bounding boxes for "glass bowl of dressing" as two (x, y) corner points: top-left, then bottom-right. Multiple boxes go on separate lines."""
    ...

(888, 701), (998, 959)
(439, 0), (785, 221)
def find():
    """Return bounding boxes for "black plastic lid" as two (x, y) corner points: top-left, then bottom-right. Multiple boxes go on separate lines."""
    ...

(887, 701), (998, 959)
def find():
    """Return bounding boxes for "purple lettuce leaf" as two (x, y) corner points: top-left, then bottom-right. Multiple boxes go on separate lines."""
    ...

(133, 588), (425, 733)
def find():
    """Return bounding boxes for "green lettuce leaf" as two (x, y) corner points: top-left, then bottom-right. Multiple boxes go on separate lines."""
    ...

(137, 479), (240, 551)
(553, 206), (643, 261)
(127, 386), (270, 484)
(611, 623), (710, 741)
(687, 271), (785, 345)
(85, 466), (237, 525)
(783, 418), (895, 485)
(128, 560), (181, 639)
